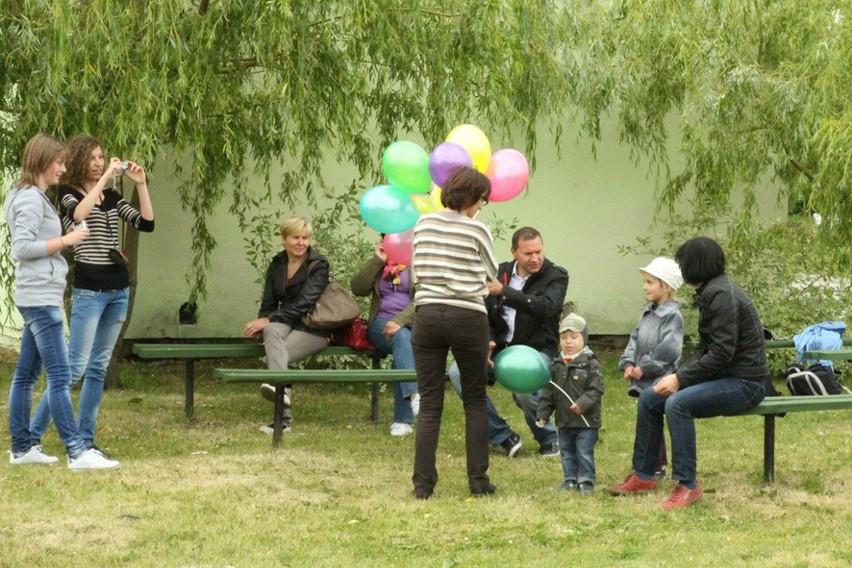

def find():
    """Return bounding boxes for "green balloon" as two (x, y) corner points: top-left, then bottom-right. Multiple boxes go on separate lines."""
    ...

(494, 345), (551, 394)
(382, 141), (432, 194)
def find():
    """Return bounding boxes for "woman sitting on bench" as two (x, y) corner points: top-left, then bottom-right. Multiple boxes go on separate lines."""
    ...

(243, 216), (331, 434)
(351, 236), (420, 437)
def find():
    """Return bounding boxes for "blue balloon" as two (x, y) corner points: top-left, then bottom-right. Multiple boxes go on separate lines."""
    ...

(494, 345), (551, 394)
(359, 185), (421, 234)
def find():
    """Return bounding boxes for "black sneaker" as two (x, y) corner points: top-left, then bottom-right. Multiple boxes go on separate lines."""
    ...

(471, 483), (497, 498)
(90, 444), (112, 459)
(539, 442), (559, 457)
(499, 433), (522, 458)
(558, 480), (578, 491)
(654, 467), (667, 479)
(578, 481), (595, 496)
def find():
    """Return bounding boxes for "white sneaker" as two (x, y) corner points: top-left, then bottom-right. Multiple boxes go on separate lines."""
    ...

(409, 393), (420, 418)
(68, 448), (120, 470)
(260, 384), (291, 406)
(9, 445), (59, 465)
(390, 422), (414, 437)
(258, 423), (292, 435)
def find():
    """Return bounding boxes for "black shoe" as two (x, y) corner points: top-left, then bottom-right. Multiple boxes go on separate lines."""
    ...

(413, 489), (433, 500)
(499, 433), (522, 458)
(653, 467), (667, 479)
(90, 444), (112, 459)
(578, 481), (595, 496)
(539, 442), (559, 457)
(471, 484), (497, 498)
(558, 480), (578, 491)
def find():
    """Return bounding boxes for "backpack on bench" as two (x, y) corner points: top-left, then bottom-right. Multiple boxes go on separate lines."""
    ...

(785, 364), (848, 396)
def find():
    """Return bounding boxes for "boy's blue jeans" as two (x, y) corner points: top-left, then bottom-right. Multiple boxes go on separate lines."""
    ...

(30, 287), (129, 447)
(559, 427), (598, 484)
(632, 378), (766, 483)
(10, 306), (85, 458)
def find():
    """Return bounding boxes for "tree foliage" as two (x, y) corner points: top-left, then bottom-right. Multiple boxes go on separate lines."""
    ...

(1, 0), (849, 320)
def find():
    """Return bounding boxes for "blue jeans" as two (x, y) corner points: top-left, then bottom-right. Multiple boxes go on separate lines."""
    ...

(559, 427), (598, 484)
(10, 306), (85, 458)
(30, 287), (129, 447)
(448, 350), (558, 447)
(367, 318), (417, 424)
(633, 378), (766, 483)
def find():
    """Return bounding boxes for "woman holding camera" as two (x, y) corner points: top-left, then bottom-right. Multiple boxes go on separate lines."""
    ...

(30, 135), (154, 457)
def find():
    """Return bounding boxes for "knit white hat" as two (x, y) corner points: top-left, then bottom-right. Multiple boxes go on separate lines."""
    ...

(639, 257), (683, 290)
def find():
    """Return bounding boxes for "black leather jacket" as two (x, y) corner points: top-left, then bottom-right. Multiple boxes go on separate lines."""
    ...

(258, 247), (330, 334)
(487, 258), (569, 358)
(677, 273), (769, 386)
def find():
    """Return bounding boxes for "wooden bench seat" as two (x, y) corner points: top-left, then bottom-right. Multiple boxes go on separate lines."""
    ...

(734, 394), (852, 482)
(131, 342), (384, 418)
(215, 368), (418, 446)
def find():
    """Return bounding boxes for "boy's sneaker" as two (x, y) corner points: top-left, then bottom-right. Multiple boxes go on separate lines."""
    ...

(499, 433), (523, 458)
(661, 483), (702, 510)
(606, 473), (657, 495)
(390, 422), (414, 437)
(258, 423), (292, 435)
(68, 448), (120, 470)
(653, 467), (667, 479)
(409, 393), (420, 418)
(558, 480), (578, 491)
(539, 442), (560, 457)
(578, 481), (595, 496)
(9, 445), (59, 465)
(260, 384), (291, 406)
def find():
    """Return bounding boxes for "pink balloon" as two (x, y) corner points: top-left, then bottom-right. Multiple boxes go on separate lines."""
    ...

(429, 142), (472, 187)
(485, 149), (530, 202)
(383, 229), (414, 265)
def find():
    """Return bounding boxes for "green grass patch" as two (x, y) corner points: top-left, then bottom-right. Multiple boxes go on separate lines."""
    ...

(1, 347), (850, 567)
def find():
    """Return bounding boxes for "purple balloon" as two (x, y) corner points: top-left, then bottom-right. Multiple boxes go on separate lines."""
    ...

(428, 142), (473, 187)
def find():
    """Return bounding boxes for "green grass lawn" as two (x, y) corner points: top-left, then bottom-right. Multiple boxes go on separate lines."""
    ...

(1, 347), (850, 567)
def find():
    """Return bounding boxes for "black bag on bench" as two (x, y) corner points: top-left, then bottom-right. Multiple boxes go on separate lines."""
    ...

(785, 364), (845, 396)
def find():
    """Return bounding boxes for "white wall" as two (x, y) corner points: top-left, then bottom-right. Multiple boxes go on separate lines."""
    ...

(0, 116), (786, 343)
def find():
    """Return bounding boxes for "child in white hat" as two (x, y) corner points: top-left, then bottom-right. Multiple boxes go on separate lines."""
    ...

(617, 257), (684, 478)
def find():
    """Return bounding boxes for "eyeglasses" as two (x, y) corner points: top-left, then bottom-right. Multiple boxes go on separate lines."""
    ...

(480, 196), (489, 205)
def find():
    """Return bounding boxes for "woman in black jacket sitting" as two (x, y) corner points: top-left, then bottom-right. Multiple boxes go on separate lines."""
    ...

(243, 216), (330, 433)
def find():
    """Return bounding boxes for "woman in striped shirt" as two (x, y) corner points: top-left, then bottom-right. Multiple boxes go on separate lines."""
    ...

(410, 166), (498, 500)
(30, 135), (154, 458)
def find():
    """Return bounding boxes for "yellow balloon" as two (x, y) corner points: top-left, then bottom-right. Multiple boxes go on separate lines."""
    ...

(430, 185), (445, 210)
(446, 124), (491, 172)
(410, 193), (437, 214)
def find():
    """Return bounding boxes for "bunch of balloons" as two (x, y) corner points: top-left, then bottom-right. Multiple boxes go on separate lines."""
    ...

(359, 124), (530, 264)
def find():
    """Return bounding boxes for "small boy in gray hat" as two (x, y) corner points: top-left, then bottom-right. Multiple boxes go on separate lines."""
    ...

(537, 313), (604, 495)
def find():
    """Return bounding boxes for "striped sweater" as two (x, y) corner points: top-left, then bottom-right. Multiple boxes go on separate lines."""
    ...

(59, 186), (155, 291)
(411, 210), (498, 313)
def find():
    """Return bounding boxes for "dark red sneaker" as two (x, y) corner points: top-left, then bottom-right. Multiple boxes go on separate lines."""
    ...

(661, 483), (702, 509)
(606, 473), (657, 495)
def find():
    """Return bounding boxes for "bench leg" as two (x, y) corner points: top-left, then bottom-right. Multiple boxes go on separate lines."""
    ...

(185, 359), (195, 419)
(371, 354), (381, 423)
(272, 387), (285, 448)
(763, 415), (776, 484)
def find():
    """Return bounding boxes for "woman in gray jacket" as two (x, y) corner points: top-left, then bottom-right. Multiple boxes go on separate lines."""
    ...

(5, 134), (117, 470)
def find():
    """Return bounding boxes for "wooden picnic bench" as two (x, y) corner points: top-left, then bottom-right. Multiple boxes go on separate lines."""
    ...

(802, 349), (852, 362)
(736, 394), (852, 483)
(214, 368), (418, 446)
(131, 343), (391, 419)
(684, 338), (852, 350)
